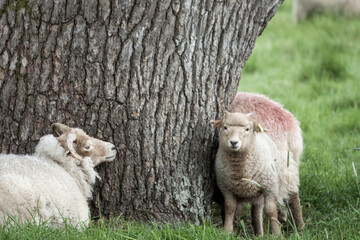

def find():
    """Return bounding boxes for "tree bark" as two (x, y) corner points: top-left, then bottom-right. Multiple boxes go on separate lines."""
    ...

(0, 0), (283, 223)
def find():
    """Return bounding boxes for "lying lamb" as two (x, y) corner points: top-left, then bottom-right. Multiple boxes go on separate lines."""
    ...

(230, 92), (303, 229)
(0, 123), (117, 228)
(215, 112), (284, 236)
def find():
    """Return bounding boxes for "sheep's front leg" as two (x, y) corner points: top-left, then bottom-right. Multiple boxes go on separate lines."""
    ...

(264, 195), (281, 236)
(223, 192), (237, 234)
(251, 196), (264, 236)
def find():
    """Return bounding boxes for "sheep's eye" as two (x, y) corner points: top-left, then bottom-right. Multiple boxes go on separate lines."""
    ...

(84, 146), (91, 150)
(73, 140), (77, 144)
(224, 126), (228, 130)
(245, 128), (250, 132)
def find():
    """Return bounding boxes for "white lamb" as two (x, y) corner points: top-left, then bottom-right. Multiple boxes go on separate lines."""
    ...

(214, 112), (284, 236)
(213, 92), (304, 236)
(0, 123), (117, 228)
(230, 92), (303, 229)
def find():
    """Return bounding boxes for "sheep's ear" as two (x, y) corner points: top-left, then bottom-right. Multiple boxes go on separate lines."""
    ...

(246, 112), (253, 117)
(253, 122), (262, 133)
(52, 123), (70, 137)
(210, 119), (222, 128)
(66, 132), (83, 162)
(253, 122), (268, 133)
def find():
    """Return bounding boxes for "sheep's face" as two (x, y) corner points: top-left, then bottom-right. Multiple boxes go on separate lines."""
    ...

(52, 123), (117, 166)
(219, 112), (259, 153)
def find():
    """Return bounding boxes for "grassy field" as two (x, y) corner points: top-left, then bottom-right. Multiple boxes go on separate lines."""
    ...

(1, 1), (360, 239)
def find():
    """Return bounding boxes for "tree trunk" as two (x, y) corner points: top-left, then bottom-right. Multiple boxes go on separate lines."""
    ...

(0, 0), (283, 223)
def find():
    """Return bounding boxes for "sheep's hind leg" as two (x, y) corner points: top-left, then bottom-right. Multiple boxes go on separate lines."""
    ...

(264, 195), (281, 236)
(223, 192), (237, 234)
(277, 200), (287, 225)
(251, 196), (264, 236)
(288, 192), (304, 231)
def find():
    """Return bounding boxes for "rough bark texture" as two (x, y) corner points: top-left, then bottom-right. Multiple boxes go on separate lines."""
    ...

(0, 0), (283, 223)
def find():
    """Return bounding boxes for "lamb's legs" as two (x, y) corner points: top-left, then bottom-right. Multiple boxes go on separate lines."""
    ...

(288, 193), (304, 231)
(277, 200), (287, 224)
(251, 196), (264, 236)
(264, 196), (281, 236)
(223, 192), (237, 234)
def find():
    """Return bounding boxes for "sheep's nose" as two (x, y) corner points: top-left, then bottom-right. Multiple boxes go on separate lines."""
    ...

(230, 141), (238, 147)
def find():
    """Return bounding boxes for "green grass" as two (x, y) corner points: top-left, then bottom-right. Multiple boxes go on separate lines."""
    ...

(2, 0), (360, 239)
(0, 217), (246, 240)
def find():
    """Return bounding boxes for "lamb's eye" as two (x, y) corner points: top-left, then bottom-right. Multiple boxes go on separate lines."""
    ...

(245, 128), (250, 132)
(84, 146), (91, 151)
(224, 126), (228, 130)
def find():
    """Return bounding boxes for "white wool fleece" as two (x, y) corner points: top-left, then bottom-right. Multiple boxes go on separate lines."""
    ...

(0, 135), (95, 227)
(34, 135), (67, 163)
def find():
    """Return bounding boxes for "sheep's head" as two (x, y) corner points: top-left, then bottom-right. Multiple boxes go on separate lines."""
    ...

(51, 123), (117, 166)
(218, 112), (263, 153)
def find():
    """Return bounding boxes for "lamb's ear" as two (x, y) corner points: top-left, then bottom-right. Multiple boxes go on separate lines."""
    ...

(210, 119), (222, 128)
(253, 122), (268, 133)
(246, 112), (253, 117)
(52, 123), (70, 137)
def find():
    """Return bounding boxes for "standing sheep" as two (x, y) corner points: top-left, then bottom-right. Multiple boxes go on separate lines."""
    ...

(213, 92), (304, 235)
(230, 92), (303, 229)
(215, 112), (284, 236)
(0, 123), (117, 228)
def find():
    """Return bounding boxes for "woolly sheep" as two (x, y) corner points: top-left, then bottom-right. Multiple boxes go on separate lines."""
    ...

(230, 92), (303, 229)
(0, 123), (117, 228)
(212, 92), (304, 235)
(214, 112), (284, 236)
(293, 0), (360, 22)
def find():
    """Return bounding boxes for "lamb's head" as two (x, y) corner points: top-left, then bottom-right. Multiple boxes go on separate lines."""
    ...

(51, 123), (117, 166)
(218, 112), (263, 153)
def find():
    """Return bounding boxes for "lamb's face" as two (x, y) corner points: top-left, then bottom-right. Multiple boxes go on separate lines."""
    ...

(219, 112), (256, 152)
(52, 123), (117, 166)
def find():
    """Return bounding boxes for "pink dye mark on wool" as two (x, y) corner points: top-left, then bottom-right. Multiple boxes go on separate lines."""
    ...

(230, 92), (297, 132)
